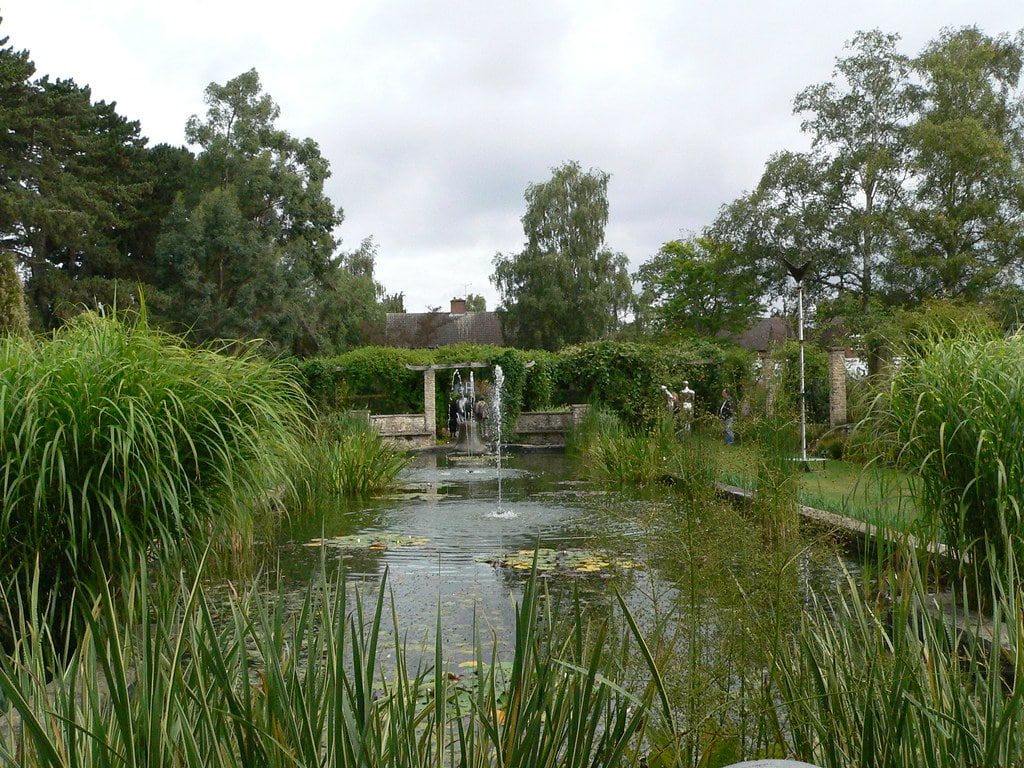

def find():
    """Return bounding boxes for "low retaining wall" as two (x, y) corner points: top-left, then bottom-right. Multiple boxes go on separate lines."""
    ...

(368, 413), (434, 449)
(371, 404), (590, 449)
(512, 405), (590, 445)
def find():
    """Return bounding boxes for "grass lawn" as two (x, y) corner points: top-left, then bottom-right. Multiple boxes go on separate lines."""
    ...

(691, 433), (919, 532)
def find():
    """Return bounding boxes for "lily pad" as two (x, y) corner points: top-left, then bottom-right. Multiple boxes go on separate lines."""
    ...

(305, 533), (430, 550)
(478, 547), (641, 574)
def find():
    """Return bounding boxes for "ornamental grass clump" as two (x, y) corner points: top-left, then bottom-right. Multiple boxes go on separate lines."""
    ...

(0, 312), (310, 643)
(569, 409), (677, 490)
(873, 330), (1024, 573)
(286, 411), (409, 513)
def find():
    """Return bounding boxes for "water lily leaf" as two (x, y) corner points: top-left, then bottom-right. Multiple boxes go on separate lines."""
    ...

(479, 547), (641, 574)
(306, 533), (430, 550)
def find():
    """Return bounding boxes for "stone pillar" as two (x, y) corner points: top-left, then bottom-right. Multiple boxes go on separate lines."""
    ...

(762, 356), (780, 416)
(570, 403), (590, 425)
(423, 367), (436, 436)
(828, 347), (848, 428)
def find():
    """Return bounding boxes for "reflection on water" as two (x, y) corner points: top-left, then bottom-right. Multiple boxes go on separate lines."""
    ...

(277, 452), (611, 659)
(275, 451), (855, 664)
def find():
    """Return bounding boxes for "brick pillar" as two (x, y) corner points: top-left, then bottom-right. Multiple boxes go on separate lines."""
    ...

(423, 367), (436, 436)
(828, 347), (848, 428)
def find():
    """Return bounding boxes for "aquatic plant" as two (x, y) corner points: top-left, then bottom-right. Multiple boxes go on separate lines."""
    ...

(568, 409), (679, 489)
(286, 411), (408, 512)
(0, 312), (310, 642)
(0, 562), (667, 768)
(772, 543), (1024, 768)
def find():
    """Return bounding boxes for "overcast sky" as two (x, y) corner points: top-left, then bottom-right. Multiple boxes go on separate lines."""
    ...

(3, 2), (1022, 312)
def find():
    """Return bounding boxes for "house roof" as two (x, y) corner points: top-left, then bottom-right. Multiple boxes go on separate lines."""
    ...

(384, 310), (504, 348)
(733, 316), (791, 353)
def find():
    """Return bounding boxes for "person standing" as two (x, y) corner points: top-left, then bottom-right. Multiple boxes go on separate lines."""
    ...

(719, 388), (735, 445)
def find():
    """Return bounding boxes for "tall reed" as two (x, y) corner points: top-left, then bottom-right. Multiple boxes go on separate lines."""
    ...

(748, 414), (802, 546)
(286, 411), (409, 514)
(569, 409), (678, 490)
(771, 541), (1024, 768)
(870, 330), (1024, 571)
(0, 312), (310, 643)
(0, 561), (667, 767)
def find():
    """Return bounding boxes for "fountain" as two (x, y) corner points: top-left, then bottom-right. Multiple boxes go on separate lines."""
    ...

(449, 369), (490, 455)
(491, 365), (510, 516)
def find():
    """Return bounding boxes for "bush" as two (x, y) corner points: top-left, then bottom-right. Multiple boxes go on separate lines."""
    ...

(287, 412), (409, 510)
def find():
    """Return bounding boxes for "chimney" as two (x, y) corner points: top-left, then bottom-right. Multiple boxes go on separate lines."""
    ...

(450, 298), (467, 315)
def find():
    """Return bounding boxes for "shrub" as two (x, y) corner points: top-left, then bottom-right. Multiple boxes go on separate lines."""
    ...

(287, 412), (409, 511)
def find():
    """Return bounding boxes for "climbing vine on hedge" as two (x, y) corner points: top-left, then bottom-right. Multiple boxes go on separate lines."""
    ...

(295, 339), (757, 435)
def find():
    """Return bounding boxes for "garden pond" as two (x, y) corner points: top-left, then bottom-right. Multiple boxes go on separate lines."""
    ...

(266, 450), (859, 669)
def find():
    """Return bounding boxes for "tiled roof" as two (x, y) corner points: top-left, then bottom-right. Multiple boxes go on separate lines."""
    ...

(384, 311), (504, 348)
(733, 316), (791, 352)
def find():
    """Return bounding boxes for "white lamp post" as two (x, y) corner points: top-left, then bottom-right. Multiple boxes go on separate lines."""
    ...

(783, 258), (810, 467)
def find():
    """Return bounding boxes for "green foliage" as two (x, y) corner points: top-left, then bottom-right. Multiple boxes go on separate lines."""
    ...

(870, 330), (1024, 573)
(712, 27), (1024, 333)
(554, 339), (749, 428)
(766, 340), (831, 423)
(774, 545), (1024, 768)
(888, 28), (1024, 305)
(0, 312), (310, 643)
(520, 349), (557, 411)
(1, 44), (152, 330)
(287, 413), (408, 511)
(314, 346), (427, 414)
(570, 408), (676, 489)
(295, 340), (755, 445)
(0, 251), (29, 337)
(555, 341), (669, 428)
(155, 69), (383, 355)
(489, 348), (528, 437)
(0, 562), (665, 767)
(635, 236), (765, 336)
(492, 161), (634, 350)
(747, 414), (802, 545)
(864, 298), (1001, 367)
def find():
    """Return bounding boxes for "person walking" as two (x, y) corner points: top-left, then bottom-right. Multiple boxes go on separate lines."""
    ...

(719, 388), (735, 445)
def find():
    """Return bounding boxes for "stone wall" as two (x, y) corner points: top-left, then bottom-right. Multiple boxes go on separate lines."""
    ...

(513, 411), (574, 445)
(371, 404), (589, 449)
(369, 413), (434, 449)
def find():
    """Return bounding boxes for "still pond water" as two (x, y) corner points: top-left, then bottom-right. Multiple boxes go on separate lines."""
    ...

(273, 450), (852, 665)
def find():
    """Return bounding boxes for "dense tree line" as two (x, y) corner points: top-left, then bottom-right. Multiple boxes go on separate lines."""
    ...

(0, 20), (384, 355)
(6, 20), (1022, 357)
(697, 27), (1024, 338)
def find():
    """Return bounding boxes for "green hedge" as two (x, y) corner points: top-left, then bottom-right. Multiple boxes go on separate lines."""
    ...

(295, 340), (756, 435)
